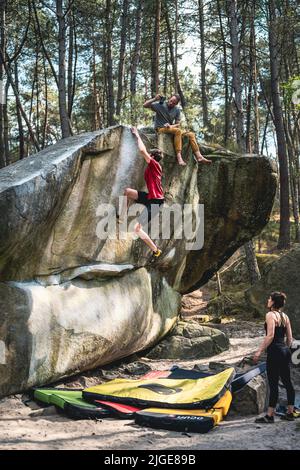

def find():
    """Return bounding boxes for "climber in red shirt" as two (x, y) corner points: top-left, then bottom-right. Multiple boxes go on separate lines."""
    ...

(117, 127), (164, 259)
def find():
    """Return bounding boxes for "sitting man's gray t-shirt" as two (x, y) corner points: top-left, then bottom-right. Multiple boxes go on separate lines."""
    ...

(151, 101), (181, 129)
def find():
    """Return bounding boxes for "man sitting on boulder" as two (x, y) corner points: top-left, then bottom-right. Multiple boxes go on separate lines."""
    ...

(143, 93), (211, 166)
(117, 127), (163, 259)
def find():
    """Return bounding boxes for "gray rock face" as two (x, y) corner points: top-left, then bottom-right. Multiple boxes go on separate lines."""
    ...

(230, 375), (268, 416)
(246, 247), (300, 338)
(0, 125), (277, 395)
(146, 320), (230, 359)
(0, 269), (180, 396)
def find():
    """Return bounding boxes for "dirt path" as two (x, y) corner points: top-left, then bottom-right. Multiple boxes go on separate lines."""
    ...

(0, 320), (299, 450)
(0, 401), (299, 451)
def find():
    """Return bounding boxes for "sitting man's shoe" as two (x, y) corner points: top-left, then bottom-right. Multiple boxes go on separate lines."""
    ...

(280, 412), (295, 421)
(152, 248), (162, 259)
(255, 415), (275, 424)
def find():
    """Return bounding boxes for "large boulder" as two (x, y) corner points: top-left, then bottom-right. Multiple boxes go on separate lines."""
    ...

(246, 247), (300, 338)
(178, 155), (277, 293)
(0, 269), (180, 396)
(146, 320), (229, 359)
(0, 125), (277, 395)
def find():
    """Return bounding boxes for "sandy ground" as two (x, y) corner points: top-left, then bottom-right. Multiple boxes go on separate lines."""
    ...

(0, 320), (299, 450)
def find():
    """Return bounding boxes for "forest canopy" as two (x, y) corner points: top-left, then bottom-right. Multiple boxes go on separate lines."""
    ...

(0, 0), (299, 250)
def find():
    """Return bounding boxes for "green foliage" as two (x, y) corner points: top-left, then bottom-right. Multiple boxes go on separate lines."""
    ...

(282, 76), (300, 110)
(1, 0), (300, 177)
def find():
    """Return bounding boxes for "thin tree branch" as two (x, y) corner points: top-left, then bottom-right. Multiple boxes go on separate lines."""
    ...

(39, 0), (56, 16)
(0, 47), (40, 151)
(63, 0), (75, 18)
(32, 0), (59, 87)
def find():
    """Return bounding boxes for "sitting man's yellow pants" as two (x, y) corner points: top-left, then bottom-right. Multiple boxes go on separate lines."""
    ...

(157, 127), (200, 154)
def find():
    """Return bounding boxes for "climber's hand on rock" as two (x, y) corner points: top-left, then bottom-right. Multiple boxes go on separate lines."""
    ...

(131, 127), (139, 137)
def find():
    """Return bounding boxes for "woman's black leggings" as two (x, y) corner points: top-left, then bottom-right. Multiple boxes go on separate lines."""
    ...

(267, 345), (295, 408)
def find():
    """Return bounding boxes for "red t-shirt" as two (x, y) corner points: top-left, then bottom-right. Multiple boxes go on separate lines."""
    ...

(144, 158), (164, 200)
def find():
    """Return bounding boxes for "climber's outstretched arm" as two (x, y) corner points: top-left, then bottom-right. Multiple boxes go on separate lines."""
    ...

(131, 127), (151, 163)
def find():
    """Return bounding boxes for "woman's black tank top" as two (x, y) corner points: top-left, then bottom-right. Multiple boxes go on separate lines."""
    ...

(264, 311), (287, 347)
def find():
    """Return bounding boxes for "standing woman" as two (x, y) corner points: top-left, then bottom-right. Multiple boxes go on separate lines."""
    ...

(253, 291), (295, 423)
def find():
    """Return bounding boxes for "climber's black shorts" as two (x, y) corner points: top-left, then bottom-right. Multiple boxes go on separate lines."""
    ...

(136, 191), (164, 226)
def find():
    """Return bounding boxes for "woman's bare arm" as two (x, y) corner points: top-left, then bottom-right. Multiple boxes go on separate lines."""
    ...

(286, 317), (293, 347)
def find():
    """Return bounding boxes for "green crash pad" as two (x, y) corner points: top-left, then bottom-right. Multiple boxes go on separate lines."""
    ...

(33, 388), (112, 420)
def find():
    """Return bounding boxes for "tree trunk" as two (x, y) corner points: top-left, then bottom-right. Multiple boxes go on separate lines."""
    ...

(105, 0), (116, 126)
(32, 0), (58, 87)
(116, 0), (128, 119)
(216, 271), (222, 296)
(229, 0), (246, 152)
(164, 5), (186, 107)
(14, 61), (25, 159)
(42, 56), (48, 149)
(92, 39), (102, 131)
(92, 40), (97, 131)
(67, 3), (74, 120)
(70, 9), (78, 129)
(284, 110), (300, 243)
(3, 77), (9, 164)
(217, 0), (230, 146)
(261, 110), (270, 155)
(291, 110), (300, 215)
(252, 17), (260, 155)
(246, 61), (253, 152)
(35, 48), (40, 144)
(130, 0), (144, 95)
(244, 239), (261, 285)
(268, 0), (290, 249)
(246, 1), (260, 154)
(198, 0), (209, 133)
(289, 157), (300, 242)
(0, 0), (6, 168)
(56, 0), (71, 138)
(163, 42), (168, 96)
(151, 0), (161, 95)
(229, 0), (260, 284)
